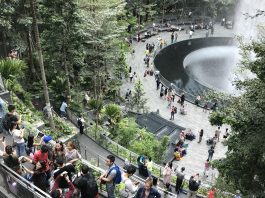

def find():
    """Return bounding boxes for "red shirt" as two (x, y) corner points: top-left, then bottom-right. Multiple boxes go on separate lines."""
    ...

(208, 190), (215, 198)
(52, 175), (74, 198)
(33, 150), (49, 171)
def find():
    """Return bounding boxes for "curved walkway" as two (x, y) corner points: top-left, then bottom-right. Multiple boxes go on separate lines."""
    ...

(122, 24), (233, 181)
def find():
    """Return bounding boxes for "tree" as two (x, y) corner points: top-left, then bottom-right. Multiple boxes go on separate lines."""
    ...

(103, 103), (121, 126)
(115, 118), (139, 147)
(88, 99), (103, 138)
(126, 0), (157, 25)
(129, 128), (169, 163)
(39, 0), (86, 101)
(214, 35), (265, 196)
(29, 0), (55, 130)
(130, 79), (147, 112)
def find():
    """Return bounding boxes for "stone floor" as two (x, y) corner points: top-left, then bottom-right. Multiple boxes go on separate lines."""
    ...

(121, 24), (234, 183)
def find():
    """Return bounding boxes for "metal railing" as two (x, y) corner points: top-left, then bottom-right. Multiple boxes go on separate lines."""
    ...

(80, 153), (178, 198)
(0, 163), (51, 198)
(152, 40), (210, 107)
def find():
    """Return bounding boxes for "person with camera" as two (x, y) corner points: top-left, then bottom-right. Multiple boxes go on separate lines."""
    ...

(21, 160), (48, 192)
(188, 174), (201, 198)
(53, 157), (76, 189)
(51, 171), (75, 198)
(10, 121), (25, 157)
(22, 144), (51, 188)
(74, 164), (98, 198)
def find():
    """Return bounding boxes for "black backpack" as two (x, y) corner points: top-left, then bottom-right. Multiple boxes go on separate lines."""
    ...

(2, 114), (11, 131)
(77, 118), (82, 127)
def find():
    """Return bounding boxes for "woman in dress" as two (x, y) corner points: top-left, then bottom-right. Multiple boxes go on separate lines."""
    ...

(163, 162), (173, 190)
(65, 141), (81, 164)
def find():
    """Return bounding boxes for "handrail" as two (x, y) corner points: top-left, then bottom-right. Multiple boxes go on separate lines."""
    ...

(80, 153), (178, 198)
(0, 162), (51, 198)
(152, 44), (203, 104)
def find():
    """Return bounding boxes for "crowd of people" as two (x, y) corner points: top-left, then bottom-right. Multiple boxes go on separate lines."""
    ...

(0, 19), (242, 198)
(0, 102), (101, 197)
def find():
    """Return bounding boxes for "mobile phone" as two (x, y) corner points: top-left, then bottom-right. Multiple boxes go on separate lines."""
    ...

(37, 132), (45, 138)
(2, 136), (5, 142)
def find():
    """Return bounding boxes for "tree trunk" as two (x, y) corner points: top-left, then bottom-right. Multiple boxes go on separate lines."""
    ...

(26, 27), (37, 78)
(2, 32), (7, 57)
(30, 0), (55, 130)
(162, 0), (166, 24)
(63, 46), (71, 102)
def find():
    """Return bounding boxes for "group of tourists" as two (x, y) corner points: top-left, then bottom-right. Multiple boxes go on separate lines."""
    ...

(0, 102), (100, 198)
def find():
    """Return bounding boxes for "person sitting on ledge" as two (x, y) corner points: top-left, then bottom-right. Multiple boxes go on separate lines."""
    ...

(185, 129), (196, 141)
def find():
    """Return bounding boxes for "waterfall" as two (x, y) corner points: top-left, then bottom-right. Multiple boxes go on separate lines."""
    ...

(234, 0), (265, 40)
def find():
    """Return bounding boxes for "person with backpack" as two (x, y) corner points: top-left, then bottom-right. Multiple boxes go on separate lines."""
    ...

(74, 164), (98, 198)
(99, 155), (121, 198)
(175, 167), (185, 194)
(118, 165), (139, 198)
(170, 106), (175, 120)
(208, 147), (215, 161)
(77, 115), (85, 135)
(137, 154), (148, 177)
(188, 174), (201, 198)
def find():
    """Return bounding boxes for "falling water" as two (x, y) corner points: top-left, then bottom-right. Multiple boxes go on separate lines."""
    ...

(183, 46), (240, 93)
(234, 0), (265, 40)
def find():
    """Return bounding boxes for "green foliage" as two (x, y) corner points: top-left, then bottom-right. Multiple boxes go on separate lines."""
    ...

(214, 36), (265, 196)
(208, 111), (225, 126)
(11, 93), (39, 123)
(113, 117), (169, 162)
(88, 99), (103, 114)
(43, 116), (74, 140)
(130, 80), (147, 112)
(103, 103), (121, 125)
(0, 59), (26, 80)
(114, 118), (139, 146)
(129, 128), (168, 163)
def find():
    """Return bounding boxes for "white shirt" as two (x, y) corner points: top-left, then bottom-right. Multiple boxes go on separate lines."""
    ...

(60, 102), (68, 112)
(121, 173), (138, 197)
(12, 129), (25, 144)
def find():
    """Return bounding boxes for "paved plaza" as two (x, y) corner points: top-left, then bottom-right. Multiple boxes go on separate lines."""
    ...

(121, 24), (234, 182)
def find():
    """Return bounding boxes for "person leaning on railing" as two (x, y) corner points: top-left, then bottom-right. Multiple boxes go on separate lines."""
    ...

(21, 159), (49, 192)
(73, 164), (99, 198)
(119, 164), (139, 197)
(51, 171), (75, 198)
(187, 174), (201, 198)
(135, 178), (161, 198)
(2, 144), (23, 175)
